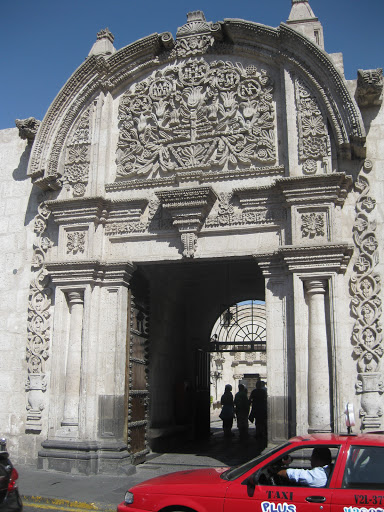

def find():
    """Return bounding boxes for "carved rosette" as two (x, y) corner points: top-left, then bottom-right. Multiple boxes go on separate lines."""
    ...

(301, 212), (325, 239)
(61, 106), (93, 196)
(295, 79), (329, 175)
(116, 59), (275, 181)
(25, 198), (53, 431)
(350, 160), (383, 429)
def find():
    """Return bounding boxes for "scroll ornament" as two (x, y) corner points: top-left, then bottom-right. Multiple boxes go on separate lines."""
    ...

(350, 160), (383, 429)
(25, 198), (53, 431)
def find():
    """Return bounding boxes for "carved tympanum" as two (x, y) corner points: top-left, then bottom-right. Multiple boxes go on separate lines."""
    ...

(116, 59), (275, 180)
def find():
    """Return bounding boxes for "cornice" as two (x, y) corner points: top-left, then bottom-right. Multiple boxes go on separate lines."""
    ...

(45, 196), (148, 225)
(45, 260), (135, 286)
(255, 243), (353, 275)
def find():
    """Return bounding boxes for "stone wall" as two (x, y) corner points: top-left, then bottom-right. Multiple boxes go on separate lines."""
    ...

(0, 128), (43, 463)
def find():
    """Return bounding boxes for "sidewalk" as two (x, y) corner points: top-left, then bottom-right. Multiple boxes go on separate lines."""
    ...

(18, 422), (263, 511)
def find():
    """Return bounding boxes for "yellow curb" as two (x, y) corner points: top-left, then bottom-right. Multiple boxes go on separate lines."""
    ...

(22, 495), (115, 512)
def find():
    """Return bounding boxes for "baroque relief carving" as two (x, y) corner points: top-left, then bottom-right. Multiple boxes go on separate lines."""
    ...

(61, 106), (93, 197)
(25, 198), (53, 431)
(15, 117), (41, 144)
(301, 212), (325, 238)
(205, 191), (286, 229)
(116, 58), (276, 181)
(356, 68), (383, 108)
(295, 79), (329, 175)
(67, 231), (86, 254)
(171, 11), (222, 58)
(350, 160), (383, 429)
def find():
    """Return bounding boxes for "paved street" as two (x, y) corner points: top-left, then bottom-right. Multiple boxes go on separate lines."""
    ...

(20, 420), (265, 512)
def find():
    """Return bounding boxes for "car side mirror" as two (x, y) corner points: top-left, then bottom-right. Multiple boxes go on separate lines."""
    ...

(245, 473), (258, 497)
(245, 470), (260, 490)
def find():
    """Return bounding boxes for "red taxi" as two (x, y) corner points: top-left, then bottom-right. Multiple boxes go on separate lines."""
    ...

(117, 433), (384, 512)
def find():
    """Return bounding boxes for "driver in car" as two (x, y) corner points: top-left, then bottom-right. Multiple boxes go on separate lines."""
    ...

(277, 447), (332, 488)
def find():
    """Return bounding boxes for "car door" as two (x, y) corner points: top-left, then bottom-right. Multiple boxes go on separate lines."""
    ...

(330, 444), (384, 512)
(224, 445), (340, 512)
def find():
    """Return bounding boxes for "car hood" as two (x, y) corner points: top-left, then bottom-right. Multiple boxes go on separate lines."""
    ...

(131, 466), (229, 494)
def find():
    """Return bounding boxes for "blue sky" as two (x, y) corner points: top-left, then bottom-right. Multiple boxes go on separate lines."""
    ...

(2, 0), (383, 130)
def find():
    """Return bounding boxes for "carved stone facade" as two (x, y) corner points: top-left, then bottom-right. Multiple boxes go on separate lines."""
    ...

(0, 2), (383, 473)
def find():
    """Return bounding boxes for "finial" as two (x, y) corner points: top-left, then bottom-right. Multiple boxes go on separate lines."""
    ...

(88, 27), (116, 57)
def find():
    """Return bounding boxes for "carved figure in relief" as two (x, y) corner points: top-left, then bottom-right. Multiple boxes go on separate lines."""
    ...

(117, 60), (276, 180)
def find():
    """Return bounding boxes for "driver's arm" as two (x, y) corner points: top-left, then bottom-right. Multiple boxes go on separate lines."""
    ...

(277, 469), (289, 480)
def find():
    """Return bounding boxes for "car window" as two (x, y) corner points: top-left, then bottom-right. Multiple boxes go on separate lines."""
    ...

(254, 445), (340, 488)
(221, 442), (291, 481)
(342, 445), (384, 490)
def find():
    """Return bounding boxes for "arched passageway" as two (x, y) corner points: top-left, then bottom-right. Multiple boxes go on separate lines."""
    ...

(137, 258), (265, 452)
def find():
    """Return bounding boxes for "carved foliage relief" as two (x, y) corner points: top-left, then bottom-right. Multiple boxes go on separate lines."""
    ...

(295, 79), (329, 175)
(26, 198), (53, 431)
(350, 160), (383, 429)
(61, 106), (93, 197)
(116, 59), (276, 180)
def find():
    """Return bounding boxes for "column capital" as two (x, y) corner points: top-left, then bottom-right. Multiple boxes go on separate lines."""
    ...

(303, 278), (328, 295)
(67, 290), (84, 305)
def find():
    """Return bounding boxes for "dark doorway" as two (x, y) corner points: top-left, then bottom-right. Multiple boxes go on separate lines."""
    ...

(135, 258), (265, 453)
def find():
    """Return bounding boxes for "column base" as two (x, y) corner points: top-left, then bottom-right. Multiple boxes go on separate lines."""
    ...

(308, 426), (332, 434)
(38, 439), (136, 475)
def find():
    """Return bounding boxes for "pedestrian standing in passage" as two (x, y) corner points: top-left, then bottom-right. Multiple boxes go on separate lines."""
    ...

(234, 383), (249, 438)
(249, 380), (267, 446)
(220, 384), (234, 437)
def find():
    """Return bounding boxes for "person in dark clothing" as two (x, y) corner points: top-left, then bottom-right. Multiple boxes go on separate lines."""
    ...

(220, 384), (234, 437)
(249, 380), (267, 445)
(234, 383), (249, 438)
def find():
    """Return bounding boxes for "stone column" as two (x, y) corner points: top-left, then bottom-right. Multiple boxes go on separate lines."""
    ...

(304, 278), (331, 432)
(62, 290), (84, 427)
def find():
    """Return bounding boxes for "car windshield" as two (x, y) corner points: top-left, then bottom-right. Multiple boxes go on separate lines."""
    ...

(220, 442), (291, 481)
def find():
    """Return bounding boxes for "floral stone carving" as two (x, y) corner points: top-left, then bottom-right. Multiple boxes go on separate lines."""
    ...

(116, 59), (276, 181)
(350, 160), (383, 430)
(25, 198), (53, 431)
(301, 212), (325, 238)
(61, 106), (93, 196)
(295, 79), (329, 175)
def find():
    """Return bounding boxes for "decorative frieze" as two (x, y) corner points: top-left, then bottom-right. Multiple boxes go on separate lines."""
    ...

(116, 57), (276, 181)
(26, 199), (53, 431)
(350, 160), (383, 430)
(295, 79), (329, 175)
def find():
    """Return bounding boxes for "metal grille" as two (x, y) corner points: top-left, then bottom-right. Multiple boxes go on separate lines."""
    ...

(210, 301), (266, 352)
